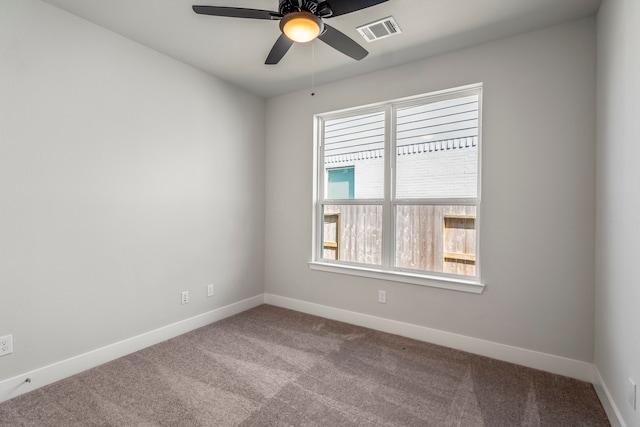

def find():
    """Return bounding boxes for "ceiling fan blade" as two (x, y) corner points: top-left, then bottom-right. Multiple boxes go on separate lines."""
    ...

(265, 34), (295, 65)
(318, 24), (368, 61)
(192, 5), (280, 20)
(324, 0), (388, 17)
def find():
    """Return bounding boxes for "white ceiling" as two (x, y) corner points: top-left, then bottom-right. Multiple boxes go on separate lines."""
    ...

(40, 0), (601, 98)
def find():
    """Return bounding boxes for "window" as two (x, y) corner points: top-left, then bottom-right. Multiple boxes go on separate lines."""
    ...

(327, 167), (355, 199)
(312, 84), (483, 293)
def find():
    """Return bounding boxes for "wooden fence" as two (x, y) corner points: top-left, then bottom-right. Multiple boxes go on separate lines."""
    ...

(323, 205), (476, 276)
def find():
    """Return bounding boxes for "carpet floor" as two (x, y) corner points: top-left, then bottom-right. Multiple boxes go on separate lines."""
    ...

(0, 305), (609, 426)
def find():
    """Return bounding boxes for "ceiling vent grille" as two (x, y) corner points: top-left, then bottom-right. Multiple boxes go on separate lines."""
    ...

(357, 16), (401, 42)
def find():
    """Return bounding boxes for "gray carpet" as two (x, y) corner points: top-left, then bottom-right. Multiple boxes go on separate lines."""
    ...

(0, 305), (609, 426)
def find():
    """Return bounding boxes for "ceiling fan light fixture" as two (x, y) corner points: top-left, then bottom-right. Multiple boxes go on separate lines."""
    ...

(280, 11), (324, 43)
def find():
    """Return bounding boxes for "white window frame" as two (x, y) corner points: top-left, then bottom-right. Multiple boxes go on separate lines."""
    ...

(310, 83), (485, 294)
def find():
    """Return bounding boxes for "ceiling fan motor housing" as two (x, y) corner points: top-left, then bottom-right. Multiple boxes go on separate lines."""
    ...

(278, 0), (333, 17)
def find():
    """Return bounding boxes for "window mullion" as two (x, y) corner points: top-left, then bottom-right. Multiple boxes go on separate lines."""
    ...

(381, 105), (395, 269)
(314, 119), (325, 262)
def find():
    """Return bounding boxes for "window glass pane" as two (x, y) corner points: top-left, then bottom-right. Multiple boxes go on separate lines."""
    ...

(322, 204), (382, 265)
(395, 205), (476, 276)
(323, 111), (385, 199)
(395, 95), (479, 199)
(327, 167), (354, 199)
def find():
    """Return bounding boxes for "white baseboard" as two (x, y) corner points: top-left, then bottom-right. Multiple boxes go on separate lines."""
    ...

(0, 294), (265, 404)
(264, 294), (594, 382)
(593, 366), (627, 427)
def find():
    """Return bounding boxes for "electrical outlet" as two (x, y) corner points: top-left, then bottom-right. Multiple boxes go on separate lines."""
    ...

(207, 284), (214, 297)
(181, 291), (189, 305)
(378, 289), (387, 304)
(629, 377), (637, 410)
(0, 335), (13, 356)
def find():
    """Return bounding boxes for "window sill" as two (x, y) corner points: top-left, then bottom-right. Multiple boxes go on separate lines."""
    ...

(308, 262), (485, 294)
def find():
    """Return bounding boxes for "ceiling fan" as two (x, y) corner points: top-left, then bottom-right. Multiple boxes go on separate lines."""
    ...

(192, 0), (389, 64)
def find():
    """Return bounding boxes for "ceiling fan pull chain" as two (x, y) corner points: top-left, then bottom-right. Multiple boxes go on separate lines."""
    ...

(311, 41), (316, 96)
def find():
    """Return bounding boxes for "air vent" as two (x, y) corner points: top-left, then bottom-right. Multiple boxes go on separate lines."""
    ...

(357, 16), (401, 42)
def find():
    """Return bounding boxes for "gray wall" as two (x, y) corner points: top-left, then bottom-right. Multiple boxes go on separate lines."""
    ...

(265, 18), (596, 362)
(0, 0), (265, 380)
(596, 0), (640, 425)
